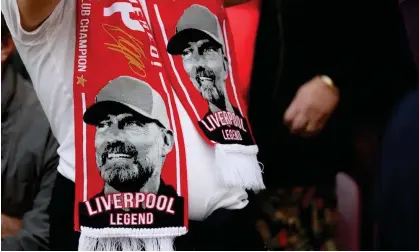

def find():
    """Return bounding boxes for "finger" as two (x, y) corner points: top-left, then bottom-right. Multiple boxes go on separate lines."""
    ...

(290, 112), (308, 134)
(301, 119), (326, 137)
(284, 102), (299, 125)
(301, 122), (320, 137)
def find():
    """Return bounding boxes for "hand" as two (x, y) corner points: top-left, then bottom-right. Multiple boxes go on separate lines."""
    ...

(1, 214), (22, 238)
(284, 76), (339, 137)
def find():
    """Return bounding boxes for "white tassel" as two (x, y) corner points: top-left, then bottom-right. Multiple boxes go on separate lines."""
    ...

(78, 226), (185, 251)
(214, 144), (265, 191)
(78, 236), (147, 251)
(144, 237), (175, 251)
(78, 234), (175, 251)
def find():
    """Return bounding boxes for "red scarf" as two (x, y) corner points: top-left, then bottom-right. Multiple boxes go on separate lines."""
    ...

(73, 0), (264, 250)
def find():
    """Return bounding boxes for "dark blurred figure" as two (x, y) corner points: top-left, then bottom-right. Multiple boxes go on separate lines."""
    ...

(12, 52), (30, 81)
(1, 14), (59, 250)
(248, 0), (417, 250)
(400, 0), (419, 76)
(375, 0), (419, 249)
(376, 89), (419, 250)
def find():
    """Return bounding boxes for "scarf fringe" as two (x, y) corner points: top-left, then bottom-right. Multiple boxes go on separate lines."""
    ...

(215, 144), (265, 191)
(78, 226), (187, 251)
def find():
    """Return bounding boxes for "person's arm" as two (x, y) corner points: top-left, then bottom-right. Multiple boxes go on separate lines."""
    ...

(281, 0), (342, 136)
(2, 0), (68, 47)
(1, 132), (59, 251)
(15, 0), (61, 31)
(224, 0), (251, 7)
(284, 0), (417, 135)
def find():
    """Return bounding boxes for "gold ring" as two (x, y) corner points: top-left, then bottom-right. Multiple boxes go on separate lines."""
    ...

(320, 75), (338, 93)
(320, 75), (334, 88)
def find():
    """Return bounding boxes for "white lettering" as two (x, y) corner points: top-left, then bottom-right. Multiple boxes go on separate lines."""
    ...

(103, 2), (145, 32)
(109, 213), (154, 226)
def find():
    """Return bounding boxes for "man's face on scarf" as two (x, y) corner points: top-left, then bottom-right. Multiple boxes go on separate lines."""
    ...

(94, 112), (170, 191)
(181, 38), (228, 107)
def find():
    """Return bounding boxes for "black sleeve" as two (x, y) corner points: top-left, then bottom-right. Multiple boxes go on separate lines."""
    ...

(253, 0), (417, 123)
(321, 0), (417, 123)
(1, 132), (59, 251)
(376, 90), (419, 249)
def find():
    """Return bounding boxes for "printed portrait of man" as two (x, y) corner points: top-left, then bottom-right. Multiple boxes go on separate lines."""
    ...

(166, 5), (253, 145)
(167, 4), (236, 115)
(78, 76), (185, 229)
(83, 76), (175, 196)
